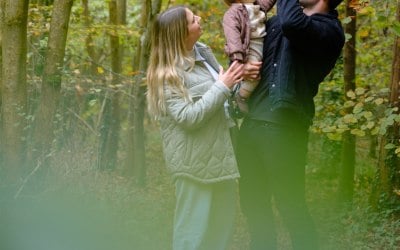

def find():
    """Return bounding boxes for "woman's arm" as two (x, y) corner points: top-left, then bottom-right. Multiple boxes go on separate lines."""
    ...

(165, 61), (243, 130)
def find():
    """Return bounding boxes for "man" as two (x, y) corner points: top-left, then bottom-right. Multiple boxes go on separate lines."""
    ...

(237, 0), (345, 249)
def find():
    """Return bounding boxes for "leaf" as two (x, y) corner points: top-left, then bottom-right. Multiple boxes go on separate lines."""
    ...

(322, 126), (336, 133)
(384, 143), (396, 149)
(379, 88), (390, 94)
(353, 103), (364, 114)
(344, 100), (356, 108)
(345, 33), (353, 42)
(359, 29), (369, 38)
(392, 21), (400, 37)
(351, 129), (365, 137)
(365, 96), (374, 102)
(363, 111), (373, 119)
(346, 90), (356, 99)
(343, 114), (358, 124)
(371, 127), (379, 135)
(355, 87), (366, 95)
(374, 98), (384, 105)
(342, 16), (353, 24)
(379, 126), (387, 135)
(97, 67), (104, 74)
(327, 133), (342, 141)
(89, 99), (97, 107)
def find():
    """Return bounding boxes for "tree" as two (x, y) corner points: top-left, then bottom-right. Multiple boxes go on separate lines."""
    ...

(98, 0), (125, 170)
(373, 0), (400, 207)
(0, 0), (29, 184)
(125, 0), (161, 184)
(82, 0), (103, 75)
(31, 0), (54, 5)
(338, 0), (357, 205)
(30, 0), (73, 171)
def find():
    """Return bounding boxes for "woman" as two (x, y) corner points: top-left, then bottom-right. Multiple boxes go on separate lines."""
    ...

(146, 5), (244, 250)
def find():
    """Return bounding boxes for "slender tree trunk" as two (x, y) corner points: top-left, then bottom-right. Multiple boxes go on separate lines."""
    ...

(82, 0), (102, 75)
(31, 0), (53, 5)
(373, 0), (400, 206)
(98, 0), (125, 170)
(126, 0), (161, 185)
(0, 0), (29, 184)
(390, 1), (400, 193)
(0, 1), (3, 122)
(31, 0), (73, 168)
(338, 0), (357, 206)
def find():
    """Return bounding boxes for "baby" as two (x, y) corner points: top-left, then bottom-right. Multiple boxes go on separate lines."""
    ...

(223, 0), (276, 113)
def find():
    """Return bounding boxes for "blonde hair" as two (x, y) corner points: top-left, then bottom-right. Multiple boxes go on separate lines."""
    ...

(146, 6), (193, 118)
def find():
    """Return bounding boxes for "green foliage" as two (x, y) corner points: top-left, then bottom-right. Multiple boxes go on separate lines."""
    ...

(7, 1), (399, 249)
(172, 0), (229, 64)
(313, 86), (393, 139)
(313, 1), (397, 150)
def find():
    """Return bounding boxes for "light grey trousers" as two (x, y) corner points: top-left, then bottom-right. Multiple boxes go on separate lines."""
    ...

(173, 178), (237, 250)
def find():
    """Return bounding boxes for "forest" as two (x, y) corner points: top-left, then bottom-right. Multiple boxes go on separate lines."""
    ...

(0, 0), (399, 249)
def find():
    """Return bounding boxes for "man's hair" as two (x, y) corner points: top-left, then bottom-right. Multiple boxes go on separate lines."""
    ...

(328, 0), (344, 10)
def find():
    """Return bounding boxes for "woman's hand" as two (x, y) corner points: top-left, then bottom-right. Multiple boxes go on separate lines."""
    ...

(218, 60), (244, 89)
(243, 61), (262, 81)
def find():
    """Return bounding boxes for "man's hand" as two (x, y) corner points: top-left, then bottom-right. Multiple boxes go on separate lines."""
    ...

(243, 61), (262, 81)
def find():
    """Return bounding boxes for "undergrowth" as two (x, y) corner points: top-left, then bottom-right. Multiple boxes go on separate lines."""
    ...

(1, 127), (399, 250)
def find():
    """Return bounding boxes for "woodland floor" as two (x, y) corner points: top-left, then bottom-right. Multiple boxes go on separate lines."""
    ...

(1, 128), (400, 250)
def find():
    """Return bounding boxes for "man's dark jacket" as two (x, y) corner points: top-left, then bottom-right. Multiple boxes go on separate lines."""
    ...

(248, 0), (345, 126)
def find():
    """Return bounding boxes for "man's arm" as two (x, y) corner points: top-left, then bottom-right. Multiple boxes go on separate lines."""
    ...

(277, 0), (344, 54)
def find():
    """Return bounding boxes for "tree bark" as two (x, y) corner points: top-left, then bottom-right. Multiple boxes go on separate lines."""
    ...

(82, 0), (103, 75)
(31, 0), (53, 5)
(31, 0), (73, 168)
(98, 0), (125, 170)
(0, 1), (3, 118)
(0, 0), (29, 183)
(390, 1), (400, 192)
(125, 0), (161, 185)
(338, 0), (357, 206)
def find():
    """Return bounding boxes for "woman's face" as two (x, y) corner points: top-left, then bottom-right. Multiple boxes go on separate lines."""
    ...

(185, 8), (202, 50)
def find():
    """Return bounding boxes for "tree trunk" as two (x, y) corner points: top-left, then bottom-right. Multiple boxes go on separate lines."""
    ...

(0, 1), (3, 121)
(390, 1), (400, 193)
(373, 0), (400, 207)
(125, 0), (161, 185)
(33, 0), (54, 5)
(82, 0), (102, 75)
(338, 0), (357, 206)
(98, 0), (125, 170)
(0, 0), (29, 184)
(31, 0), (73, 168)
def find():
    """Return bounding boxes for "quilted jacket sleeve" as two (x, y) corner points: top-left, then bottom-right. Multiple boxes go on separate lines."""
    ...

(223, 8), (245, 62)
(164, 80), (231, 131)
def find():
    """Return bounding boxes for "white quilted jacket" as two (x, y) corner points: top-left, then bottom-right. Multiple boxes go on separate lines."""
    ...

(159, 42), (240, 183)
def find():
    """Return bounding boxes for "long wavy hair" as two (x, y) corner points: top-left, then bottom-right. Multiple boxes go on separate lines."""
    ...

(146, 6), (193, 118)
